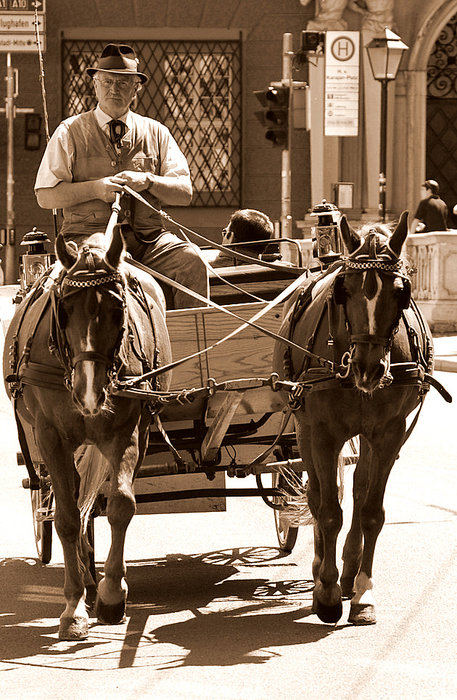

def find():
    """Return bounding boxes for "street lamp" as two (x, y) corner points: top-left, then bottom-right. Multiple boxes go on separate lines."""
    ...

(366, 28), (409, 222)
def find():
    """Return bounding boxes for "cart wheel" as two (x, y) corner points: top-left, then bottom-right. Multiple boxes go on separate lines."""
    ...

(30, 465), (53, 564)
(272, 472), (300, 553)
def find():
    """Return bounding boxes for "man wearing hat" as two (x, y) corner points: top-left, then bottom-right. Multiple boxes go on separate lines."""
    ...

(409, 179), (448, 234)
(35, 43), (208, 309)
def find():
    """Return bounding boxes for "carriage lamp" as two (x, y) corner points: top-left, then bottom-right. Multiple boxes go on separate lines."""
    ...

(19, 227), (54, 292)
(366, 29), (409, 223)
(310, 200), (342, 263)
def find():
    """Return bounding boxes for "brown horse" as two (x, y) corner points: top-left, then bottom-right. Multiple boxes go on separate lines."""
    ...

(273, 212), (437, 625)
(3, 228), (171, 639)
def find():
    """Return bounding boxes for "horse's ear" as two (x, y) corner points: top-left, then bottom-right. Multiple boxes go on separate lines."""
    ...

(339, 215), (360, 254)
(55, 234), (78, 270)
(105, 225), (125, 270)
(389, 211), (409, 256)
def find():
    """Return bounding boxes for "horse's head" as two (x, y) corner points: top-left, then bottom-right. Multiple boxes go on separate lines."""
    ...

(54, 229), (126, 416)
(334, 212), (411, 393)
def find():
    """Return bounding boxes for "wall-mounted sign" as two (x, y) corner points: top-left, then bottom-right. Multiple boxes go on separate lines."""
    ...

(325, 31), (359, 137)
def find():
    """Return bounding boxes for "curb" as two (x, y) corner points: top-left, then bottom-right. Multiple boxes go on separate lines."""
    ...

(434, 358), (457, 373)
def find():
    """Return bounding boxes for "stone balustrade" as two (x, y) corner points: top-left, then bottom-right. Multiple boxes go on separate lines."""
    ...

(406, 231), (457, 333)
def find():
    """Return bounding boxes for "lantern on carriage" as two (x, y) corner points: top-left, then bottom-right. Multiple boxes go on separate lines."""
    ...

(19, 227), (54, 293)
(310, 200), (342, 262)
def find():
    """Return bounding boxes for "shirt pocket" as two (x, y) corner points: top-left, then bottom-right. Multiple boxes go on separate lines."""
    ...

(131, 156), (158, 174)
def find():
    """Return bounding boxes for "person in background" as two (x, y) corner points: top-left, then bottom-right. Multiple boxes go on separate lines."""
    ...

(409, 179), (448, 234)
(34, 43), (207, 309)
(206, 209), (274, 268)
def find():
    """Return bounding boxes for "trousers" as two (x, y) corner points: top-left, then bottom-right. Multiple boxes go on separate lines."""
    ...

(122, 227), (209, 310)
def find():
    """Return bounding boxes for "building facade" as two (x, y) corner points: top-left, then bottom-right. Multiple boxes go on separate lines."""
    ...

(1, 0), (457, 280)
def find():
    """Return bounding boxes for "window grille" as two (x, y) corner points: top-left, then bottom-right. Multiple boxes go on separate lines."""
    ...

(427, 14), (457, 98)
(62, 39), (242, 207)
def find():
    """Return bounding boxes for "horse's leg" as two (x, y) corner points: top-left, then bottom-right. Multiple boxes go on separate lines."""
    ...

(95, 424), (141, 625)
(35, 420), (89, 640)
(294, 416), (323, 585)
(311, 426), (344, 624)
(340, 436), (370, 598)
(348, 419), (406, 625)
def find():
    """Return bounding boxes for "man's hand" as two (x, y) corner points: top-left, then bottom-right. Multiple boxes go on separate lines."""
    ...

(112, 170), (152, 192)
(93, 176), (126, 202)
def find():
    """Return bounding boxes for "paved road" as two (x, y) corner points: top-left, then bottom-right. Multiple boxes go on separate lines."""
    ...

(0, 370), (456, 700)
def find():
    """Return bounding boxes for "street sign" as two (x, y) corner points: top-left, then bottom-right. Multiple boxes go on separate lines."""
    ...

(0, 0), (45, 51)
(0, 0), (46, 11)
(0, 12), (44, 30)
(0, 32), (45, 51)
(325, 31), (360, 137)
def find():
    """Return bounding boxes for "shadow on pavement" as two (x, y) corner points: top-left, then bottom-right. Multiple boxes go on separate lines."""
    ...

(1, 547), (336, 669)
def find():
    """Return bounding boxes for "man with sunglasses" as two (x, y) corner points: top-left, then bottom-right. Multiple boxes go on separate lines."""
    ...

(35, 43), (208, 309)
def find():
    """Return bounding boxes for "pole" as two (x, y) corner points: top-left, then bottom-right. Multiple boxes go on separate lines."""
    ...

(281, 32), (293, 238)
(379, 79), (388, 223)
(5, 53), (16, 285)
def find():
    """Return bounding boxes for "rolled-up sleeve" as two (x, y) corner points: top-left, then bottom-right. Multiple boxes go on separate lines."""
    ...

(34, 123), (75, 191)
(157, 126), (190, 180)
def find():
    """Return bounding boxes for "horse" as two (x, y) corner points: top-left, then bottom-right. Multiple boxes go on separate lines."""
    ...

(273, 211), (438, 625)
(3, 227), (171, 640)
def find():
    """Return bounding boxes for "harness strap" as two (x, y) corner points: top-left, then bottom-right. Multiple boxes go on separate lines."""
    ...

(72, 351), (110, 366)
(349, 333), (391, 346)
(13, 399), (40, 489)
(153, 413), (186, 470)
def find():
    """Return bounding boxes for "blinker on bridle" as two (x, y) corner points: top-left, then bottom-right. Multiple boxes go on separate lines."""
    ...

(335, 231), (410, 352)
(53, 252), (127, 386)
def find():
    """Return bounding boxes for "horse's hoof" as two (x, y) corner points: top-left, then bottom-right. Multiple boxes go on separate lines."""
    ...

(95, 593), (127, 625)
(59, 616), (89, 640)
(340, 577), (355, 599)
(348, 602), (376, 625)
(313, 590), (343, 624)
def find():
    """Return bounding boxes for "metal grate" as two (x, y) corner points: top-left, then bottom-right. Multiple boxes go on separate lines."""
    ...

(427, 14), (457, 98)
(62, 39), (242, 207)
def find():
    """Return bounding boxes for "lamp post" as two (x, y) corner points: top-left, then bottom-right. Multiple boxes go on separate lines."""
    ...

(366, 28), (409, 222)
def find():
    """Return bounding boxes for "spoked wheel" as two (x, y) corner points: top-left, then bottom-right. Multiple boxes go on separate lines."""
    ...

(28, 464), (54, 564)
(272, 471), (301, 553)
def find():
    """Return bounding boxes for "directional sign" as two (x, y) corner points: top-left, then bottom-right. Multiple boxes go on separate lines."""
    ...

(0, 0), (46, 11)
(0, 13), (44, 30)
(0, 0), (45, 51)
(0, 32), (45, 51)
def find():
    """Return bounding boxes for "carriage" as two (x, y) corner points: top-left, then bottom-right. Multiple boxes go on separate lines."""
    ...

(3, 200), (450, 639)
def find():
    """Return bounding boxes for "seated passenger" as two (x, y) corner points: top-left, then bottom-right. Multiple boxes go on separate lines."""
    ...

(206, 209), (274, 268)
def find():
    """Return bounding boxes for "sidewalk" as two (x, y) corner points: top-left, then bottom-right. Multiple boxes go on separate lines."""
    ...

(433, 335), (457, 373)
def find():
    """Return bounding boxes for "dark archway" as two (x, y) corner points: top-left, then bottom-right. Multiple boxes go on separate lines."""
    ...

(426, 14), (457, 225)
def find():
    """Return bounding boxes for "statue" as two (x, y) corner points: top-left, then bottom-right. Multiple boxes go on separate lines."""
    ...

(347, 0), (394, 33)
(300, 0), (349, 31)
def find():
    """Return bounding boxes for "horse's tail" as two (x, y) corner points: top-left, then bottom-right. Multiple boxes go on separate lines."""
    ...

(75, 445), (110, 533)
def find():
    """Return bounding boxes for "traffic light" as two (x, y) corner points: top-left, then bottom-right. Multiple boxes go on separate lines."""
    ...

(254, 85), (290, 147)
(24, 113), (42, 151)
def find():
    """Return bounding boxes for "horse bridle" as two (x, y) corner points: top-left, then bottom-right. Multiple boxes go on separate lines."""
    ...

(334, 245), (411, 379)
(51, 250), (127, 390)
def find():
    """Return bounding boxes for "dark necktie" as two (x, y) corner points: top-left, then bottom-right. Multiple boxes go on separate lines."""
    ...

(109, 119), (126, 146)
